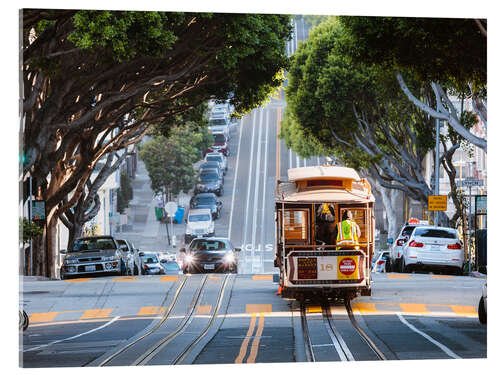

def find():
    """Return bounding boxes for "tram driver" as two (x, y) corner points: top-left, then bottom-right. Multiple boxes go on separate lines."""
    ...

(315, 203), (336, 245)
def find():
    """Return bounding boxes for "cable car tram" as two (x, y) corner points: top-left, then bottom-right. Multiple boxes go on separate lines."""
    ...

(274, 165), (375, 301)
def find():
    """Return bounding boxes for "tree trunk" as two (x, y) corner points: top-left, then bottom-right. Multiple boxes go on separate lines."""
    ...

(374, 179), (399, 241)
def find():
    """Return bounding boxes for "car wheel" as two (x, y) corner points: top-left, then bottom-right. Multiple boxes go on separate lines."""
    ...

(455, 267), (463, 276)
(134, 265), (139, 275)
(478, 296), (487, 324)
(401, 257), (408, 273)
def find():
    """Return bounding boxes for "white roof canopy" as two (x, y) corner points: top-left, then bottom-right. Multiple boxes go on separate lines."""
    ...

(287, 166), (360, 182)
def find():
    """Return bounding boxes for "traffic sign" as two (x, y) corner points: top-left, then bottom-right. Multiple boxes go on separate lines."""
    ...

(457, 178), (484, 187)
(32, 200), (46, 221)
(476, 195), (487, 215)
(165, 201), (178, 217)
(428, 195), (447, 211)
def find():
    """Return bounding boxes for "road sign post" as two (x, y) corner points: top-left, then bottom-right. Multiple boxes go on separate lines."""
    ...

(165, 202), (177, 249)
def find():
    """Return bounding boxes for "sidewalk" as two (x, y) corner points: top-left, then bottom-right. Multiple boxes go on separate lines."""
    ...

(116, 158), (202, 254)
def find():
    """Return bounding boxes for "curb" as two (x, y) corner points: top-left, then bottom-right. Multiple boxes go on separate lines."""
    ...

(20, 276), (57, 281)
(467, 271), (487, 279)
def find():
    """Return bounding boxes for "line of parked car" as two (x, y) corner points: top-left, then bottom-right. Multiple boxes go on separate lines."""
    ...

(180, 100), (241, 274)
(371, 219), (465, 276)
(60, 235), (182, 279)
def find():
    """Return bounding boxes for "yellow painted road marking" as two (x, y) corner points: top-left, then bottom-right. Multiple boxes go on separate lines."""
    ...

(246, 304), (272, 313)
(208, 276), (220, 280)
(252, 275), (272, 281)
(307, 305), (322, 313)
(387, 274), (411, 279)
(247, 313), (265, 363)
(449, 305), (477, 315)
(113, 276), (137, 282)
(29, 312), (59, 323)
(431, 275), (454, 279)
(80, 309), (113, 319)
(235, 313), (258, 363)
(352, 302), (377, 313)
(399, 304), (429, 314)
(160, 275), (179, 282)
(138, 306), (166, 316)
(197, 305), (212, 315)
(64, 278), (91, 283)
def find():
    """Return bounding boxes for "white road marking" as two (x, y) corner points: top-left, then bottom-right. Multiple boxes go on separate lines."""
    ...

(251, 109), (264, 273)
(228, 115), (245, 240)
(23, 316), (121, 352)
(243, 109), (258, 249)
(396, 313), (462, 359)
(258, 110), (270, 272)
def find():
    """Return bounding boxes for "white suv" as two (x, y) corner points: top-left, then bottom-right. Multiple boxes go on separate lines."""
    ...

(390, 221), (428, 272)
(400, 225), (464, 275)
(184, 208), (215, 244)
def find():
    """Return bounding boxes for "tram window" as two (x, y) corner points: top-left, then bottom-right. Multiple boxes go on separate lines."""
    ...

(339, 208), (367, 243)
(280, 209), (308, 242)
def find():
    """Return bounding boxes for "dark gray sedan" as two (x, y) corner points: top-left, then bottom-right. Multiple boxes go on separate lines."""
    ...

(180, 237), (240, 274)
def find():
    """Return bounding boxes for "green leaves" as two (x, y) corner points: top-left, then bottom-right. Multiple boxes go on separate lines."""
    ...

(20, 218), (43, 245)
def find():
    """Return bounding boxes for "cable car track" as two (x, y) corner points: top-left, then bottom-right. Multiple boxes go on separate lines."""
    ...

(94, 273), (233, 366)
(299, 299), (386, 362)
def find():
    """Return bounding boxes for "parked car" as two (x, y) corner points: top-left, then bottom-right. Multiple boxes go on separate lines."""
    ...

(204, 131), (229, 156)
(399, 225), (464, 275)
(208, 113), (231, 140)
(199, 161), (225, 179)
(194, 169), (224, 196)
(139, 252), (165, 275)
(372, 250), (391, 273)
(390, 220), (429, 272)
(180, 237), (241, 274)
(116, 239), (144, 275)
(160, 259), (183, 275)
(60, 236), (128, 279)
(478, 282), (487, 324)
(190, 193), (222, 219)
(204, 152), (227, 173)
(184, 208), (215, 244)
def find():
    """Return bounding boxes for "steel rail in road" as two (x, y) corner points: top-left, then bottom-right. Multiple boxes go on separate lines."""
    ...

(344, 299), (387, 360)
(93, 275), (189, 367)
(171, 274), (233, 364)
(299, 300), (387, 362)
(299, 303), (316, 362)
(133, 274), (209, 365)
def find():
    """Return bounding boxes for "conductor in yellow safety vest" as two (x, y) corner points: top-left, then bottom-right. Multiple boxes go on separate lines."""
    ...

(332, 210), (360, 249)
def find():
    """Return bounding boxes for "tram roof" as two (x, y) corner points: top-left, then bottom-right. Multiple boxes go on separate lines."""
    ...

(277, 188), (375, 204)
(287, 166), (360, 182)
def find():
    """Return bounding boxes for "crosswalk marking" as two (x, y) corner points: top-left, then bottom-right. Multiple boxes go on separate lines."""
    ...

(138, 306), (165, 316)
(197, 305), (212, 314)
(80, 309), (113, 319)
(113, 276), (137, 282)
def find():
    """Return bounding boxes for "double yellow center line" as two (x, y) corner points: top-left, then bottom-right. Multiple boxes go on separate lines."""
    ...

(234, 312), (266, 363)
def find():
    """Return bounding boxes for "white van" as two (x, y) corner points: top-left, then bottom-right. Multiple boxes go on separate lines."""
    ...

(184, 208), (215, 244)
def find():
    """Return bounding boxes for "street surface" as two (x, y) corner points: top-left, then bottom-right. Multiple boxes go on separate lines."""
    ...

(19, 17), (487, 368)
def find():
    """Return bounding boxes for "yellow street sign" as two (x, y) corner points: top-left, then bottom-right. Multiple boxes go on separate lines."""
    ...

(428, 195), (447, 211)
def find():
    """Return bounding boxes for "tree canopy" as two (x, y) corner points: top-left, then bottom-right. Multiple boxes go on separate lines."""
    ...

(283, 17), (437, 203)
(338, 16), (486, 90)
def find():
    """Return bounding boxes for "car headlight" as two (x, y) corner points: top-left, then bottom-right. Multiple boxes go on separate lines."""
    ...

(64, 258), (77, 264)
(185, 254), (194, 263)
(223, 252), (235, 264)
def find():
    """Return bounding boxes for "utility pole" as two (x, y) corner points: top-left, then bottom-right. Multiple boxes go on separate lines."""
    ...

(434, 119), (440, 226)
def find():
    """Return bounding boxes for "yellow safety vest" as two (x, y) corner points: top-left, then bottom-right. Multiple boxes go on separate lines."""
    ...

(336, 220), (359, 248)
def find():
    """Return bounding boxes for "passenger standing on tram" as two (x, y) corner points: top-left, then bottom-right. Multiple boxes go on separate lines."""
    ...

(332, 210), (360, 249)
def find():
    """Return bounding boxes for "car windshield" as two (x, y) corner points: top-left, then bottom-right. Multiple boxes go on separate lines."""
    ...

(200, 172), (218, 182)
(202, 162), (219, 169)
(213, 134), (226, 143)
(191, 240), (228, 251)
(163, 262), (180, 271)
(195, 197), (215, 206)
(72, 238), (116, 252)
(189, 214), (211, 222)
(209, 119), (227, 126)
(413, 228), (457, 239)
(206, 155), (223, 163)
(141, 255), (158, 264)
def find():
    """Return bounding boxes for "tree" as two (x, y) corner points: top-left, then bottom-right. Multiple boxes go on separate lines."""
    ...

(338, 16), (487, 152)
(22, 10), (292, 276)
(140, 125), (211, 198)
